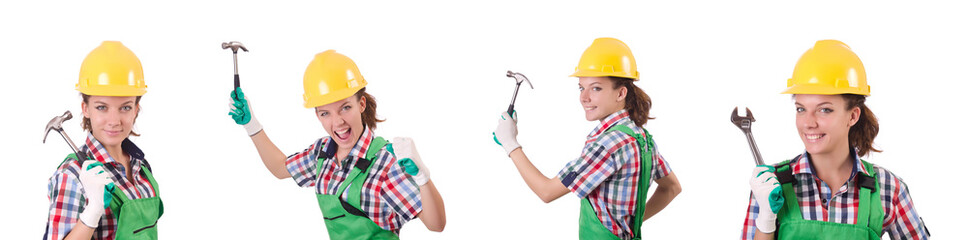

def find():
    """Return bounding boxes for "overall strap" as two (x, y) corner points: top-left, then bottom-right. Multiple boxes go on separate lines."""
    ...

(333, 137), (390, 217)
(855, 160), (878, 231)
(604, 125), (653, 239)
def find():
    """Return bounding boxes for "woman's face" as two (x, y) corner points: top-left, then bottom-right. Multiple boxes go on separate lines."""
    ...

(315, 95), (366, 149)
(82, 95), (139, 147)
(578, 77), (626, 122)
(794, 94), (860, 157)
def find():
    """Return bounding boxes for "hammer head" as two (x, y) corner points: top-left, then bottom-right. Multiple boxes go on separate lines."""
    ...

(506, 70), (534, 89)
(730, 107), (755, 129)
(43, 111), (72, 143)
(221, 41), (249, 53)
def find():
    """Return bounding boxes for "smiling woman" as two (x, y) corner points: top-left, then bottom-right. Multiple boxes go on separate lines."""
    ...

(742, 40), (929, 240)
(229, 49), (446, 239)
(44, 41), (164, 240)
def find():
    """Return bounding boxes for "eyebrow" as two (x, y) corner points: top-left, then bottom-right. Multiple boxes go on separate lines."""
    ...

(794, 102), (834, 107)
(93, 101), (135, 105)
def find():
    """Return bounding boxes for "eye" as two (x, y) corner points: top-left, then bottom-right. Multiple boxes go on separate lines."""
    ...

(820, 108), (834, 113)
(96, 105), (107, 111)
(592, 87), (602, 91)
(795, 107), (805, 112)
(121, 106), (133, 111)
(342, 105), (352, 111)
(320, 112), (329, 117)
(578, 86), (584, 91)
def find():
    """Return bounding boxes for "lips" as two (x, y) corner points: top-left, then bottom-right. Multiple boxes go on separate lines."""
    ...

(804, 133), (825, 142)
(104, 130), (122, 137)
(333, 128), (352, 142)
(583, 106), (597, 111)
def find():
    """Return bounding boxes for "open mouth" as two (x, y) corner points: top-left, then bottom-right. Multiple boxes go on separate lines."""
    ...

(333, 128), (352, 142)
(583, 106), (597, 111)
(805, 133), (825, 141)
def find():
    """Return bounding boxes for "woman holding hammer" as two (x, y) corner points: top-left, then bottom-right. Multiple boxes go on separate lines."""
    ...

(228, 50), (445, 239)
(742, 40), (930, 239)
(44, 41), (163, 240)
(492, 37), (682, 239)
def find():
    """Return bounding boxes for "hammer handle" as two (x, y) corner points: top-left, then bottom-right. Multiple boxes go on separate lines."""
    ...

(234, 74), (240, 89)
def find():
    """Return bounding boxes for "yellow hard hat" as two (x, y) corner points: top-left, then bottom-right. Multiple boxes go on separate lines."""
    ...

(570, 37), (639, 80)
(77, 41), (147, 96)
(303, 50), (368, 108)
(782, 40), (870, 95)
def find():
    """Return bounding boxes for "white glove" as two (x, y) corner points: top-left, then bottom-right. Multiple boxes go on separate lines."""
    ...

(493, 111), (521, 156)
(77, 161), (114, 228)
(750, 166), (781, 233)
(229, 95), (263, 136)
(392, 137), (430, 186)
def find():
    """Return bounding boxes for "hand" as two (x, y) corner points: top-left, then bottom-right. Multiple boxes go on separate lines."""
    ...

(229, 87), (263, 136)
(492, 111), (521, 156)
(393, 137), (430, 186)
(77, 161), (114, 228)
(749, 165), (784, 233)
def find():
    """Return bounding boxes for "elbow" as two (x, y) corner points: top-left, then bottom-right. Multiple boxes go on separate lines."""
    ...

(665, 181), (682, 197)
(427, 222), (446, 232)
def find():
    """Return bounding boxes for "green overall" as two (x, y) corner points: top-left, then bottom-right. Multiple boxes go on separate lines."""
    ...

(65, 153), (164, 240)
(773, 159), (883, 240)
(316, 137), (399, 240)
(578, 125), (653, 240)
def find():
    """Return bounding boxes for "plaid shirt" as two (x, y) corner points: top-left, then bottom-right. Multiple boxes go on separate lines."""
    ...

(557, 110), (673, 240)
(45, 133), (157, 240)
(286, 127), (422, 233)
(741, 152), (930, 239)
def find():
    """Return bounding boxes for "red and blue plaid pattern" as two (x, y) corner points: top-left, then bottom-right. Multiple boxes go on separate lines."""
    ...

(557, 110), (673, 240)
(45, 133), (157, 240)
(741, 152), (930, 239)
(286, 127), (422, 233)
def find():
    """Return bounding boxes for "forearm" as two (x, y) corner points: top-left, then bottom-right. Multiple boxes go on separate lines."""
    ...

(249, 130), (290, 179)
(63, 223), (95, 240)
(754, 230), (775, 240)
(642, 172), (680, 221)
(416, 180), (446, 232)
(508, 149), (568, 203)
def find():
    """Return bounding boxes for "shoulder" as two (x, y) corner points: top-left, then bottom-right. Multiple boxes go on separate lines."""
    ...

(868, 163), (908, 191)
(49, 156), (83, 189)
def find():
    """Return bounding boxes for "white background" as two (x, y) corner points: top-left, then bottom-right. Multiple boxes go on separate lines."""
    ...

(1, 1), (964, 239)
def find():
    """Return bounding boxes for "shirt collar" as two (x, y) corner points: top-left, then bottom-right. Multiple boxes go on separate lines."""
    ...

(83, 132), (146, 166)
(587, 109), (632, 138)
(791, 148), (870, 177)
(322, 126), (375, 165)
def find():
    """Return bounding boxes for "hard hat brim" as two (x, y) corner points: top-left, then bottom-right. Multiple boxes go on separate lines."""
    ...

(569, 70), (638, 80)
(76, 85), (147, 96)
(304, 87), (360, 109)
(781, 83), (870, 96)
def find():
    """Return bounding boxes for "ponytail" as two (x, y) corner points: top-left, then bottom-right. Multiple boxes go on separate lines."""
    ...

(611, 77), (654, 127)
(843, 94), (880, 156)
(355, 88), (384, 130)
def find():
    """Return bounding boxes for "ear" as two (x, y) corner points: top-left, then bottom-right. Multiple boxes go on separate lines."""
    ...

(81, 101), (89, 118)
(848, 106), (861, 127)
(358, 95), (367, 113)
(616, 86), (628, 102)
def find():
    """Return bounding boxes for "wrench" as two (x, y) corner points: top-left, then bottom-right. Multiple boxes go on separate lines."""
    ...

(505, 70), (534, 116)
(731, 107), (764, 165)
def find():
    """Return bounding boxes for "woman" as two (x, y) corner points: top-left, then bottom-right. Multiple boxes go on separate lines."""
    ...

(742, 40), (930, 239)
(229, 50), (445, 239)
(45, 41), (163, 240)
(493, 37), (682, 239)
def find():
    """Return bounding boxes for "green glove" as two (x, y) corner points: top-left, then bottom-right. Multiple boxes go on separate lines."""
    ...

(229, 87), (263, 136)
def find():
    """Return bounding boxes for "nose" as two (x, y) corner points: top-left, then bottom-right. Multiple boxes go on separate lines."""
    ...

(580, 89), (590, 103)
(801, 112), (818, 129)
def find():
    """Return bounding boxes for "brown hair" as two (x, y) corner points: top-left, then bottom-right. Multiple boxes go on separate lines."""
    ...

(843, 94), (880, 156)
(610, 77), (654, 127)
(81, 94), (142, 137)
(355, 88), (384, 130)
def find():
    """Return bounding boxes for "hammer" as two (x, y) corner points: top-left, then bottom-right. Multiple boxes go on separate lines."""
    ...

(505, 70), (534, 116)
(43, 111), (88, 164)
(731, 107), (764, 165)
(221, 41), (249, 90)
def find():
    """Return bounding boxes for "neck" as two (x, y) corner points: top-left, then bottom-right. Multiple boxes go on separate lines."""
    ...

(104, 144), (130, 166)
(809, 145), (854, 186)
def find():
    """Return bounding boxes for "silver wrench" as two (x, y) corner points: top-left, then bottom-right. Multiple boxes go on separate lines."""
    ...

(731, 107), (764, 165)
